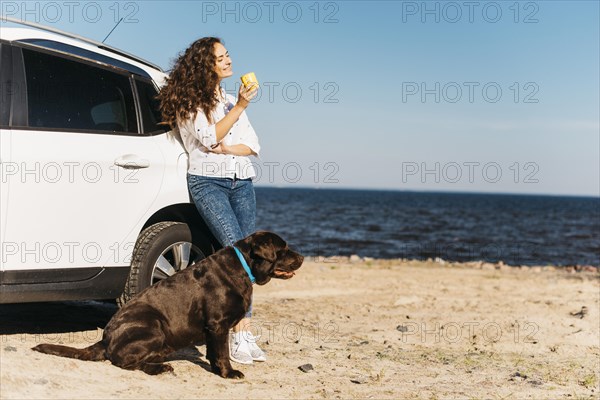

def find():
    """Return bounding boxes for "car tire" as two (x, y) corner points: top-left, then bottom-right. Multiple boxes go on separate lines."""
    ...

(117, 221), (210, 306)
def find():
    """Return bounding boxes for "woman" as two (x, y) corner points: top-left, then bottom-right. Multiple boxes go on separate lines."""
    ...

(158, 37), (263, 365)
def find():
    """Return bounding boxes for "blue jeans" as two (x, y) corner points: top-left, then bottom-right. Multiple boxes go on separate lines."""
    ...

(187, 174), (256, 317)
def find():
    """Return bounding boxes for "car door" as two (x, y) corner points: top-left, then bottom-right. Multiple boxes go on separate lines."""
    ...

(2, 45), (165, 275)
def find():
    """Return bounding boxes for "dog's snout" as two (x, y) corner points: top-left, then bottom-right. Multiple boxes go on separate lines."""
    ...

(291, 252), (304, 270)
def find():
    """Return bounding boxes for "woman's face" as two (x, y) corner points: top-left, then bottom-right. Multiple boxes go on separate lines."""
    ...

(213, 42), (233, 80)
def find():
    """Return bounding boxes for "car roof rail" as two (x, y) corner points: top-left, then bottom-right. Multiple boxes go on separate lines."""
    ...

(0, 15), (164, 73)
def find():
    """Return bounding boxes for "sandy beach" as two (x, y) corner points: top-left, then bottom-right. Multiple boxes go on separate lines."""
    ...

(1, 258), (598, 399)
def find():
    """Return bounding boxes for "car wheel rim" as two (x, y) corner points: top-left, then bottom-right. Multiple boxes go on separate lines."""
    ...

(151, 241), (204, 284)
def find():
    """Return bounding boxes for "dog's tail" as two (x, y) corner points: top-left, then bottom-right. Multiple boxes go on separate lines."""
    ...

(32, 341), (106, 361)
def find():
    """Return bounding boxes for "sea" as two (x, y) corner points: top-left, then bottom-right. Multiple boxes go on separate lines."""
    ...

(255, 188), (600, 267)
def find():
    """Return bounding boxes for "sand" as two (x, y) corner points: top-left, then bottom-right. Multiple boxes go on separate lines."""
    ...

(1, 258), (598, 399)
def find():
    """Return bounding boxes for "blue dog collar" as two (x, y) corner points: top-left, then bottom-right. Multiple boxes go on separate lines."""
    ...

(233, 246), (255, 284)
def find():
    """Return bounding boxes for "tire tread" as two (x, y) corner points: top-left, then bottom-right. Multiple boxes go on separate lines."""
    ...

(117, 221), (183, 307)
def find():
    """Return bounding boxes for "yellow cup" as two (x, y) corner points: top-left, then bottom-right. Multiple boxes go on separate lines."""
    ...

(241, 72), (259, 90)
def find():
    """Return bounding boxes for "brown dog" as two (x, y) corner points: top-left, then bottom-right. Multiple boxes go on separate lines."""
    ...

(33, 231), (303, 379)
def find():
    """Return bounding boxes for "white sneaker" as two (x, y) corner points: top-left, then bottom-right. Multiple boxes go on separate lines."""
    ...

(229, 331), (253, 365)
(245, 333), (267, 362)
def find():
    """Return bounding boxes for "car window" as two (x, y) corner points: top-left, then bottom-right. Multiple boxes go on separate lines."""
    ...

(0, 43), (11, 127)
(22, 48), (138, 133)
(18, 39), (151, 78)
(135, 78), (169, 135)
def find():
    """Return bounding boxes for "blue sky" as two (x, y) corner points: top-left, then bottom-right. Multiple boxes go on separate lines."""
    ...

(2, 1), (599, 196)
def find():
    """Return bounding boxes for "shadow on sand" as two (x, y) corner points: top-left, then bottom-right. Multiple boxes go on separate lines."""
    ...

(0, 300), (118, 336)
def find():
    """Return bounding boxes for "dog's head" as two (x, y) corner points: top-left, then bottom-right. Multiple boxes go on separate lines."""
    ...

(237, 231), (304, 285)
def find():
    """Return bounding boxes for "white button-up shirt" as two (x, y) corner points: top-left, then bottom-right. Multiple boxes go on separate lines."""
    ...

(178, 88), (260, 179)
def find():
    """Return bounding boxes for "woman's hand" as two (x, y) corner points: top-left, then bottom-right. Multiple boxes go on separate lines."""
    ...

(209, 142), (228, 154)
(236, 84), (258, 109)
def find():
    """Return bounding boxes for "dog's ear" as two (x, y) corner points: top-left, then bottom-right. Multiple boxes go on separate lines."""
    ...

(249, 232), (277, 262)
(248, 231), (286, 263)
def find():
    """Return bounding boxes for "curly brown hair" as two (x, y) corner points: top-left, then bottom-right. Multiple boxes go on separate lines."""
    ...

(158, 37), (223, 128)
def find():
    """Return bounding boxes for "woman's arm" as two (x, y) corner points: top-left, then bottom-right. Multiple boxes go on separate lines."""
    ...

(214, 85), (258, 142)
(209, 143), (257, 157)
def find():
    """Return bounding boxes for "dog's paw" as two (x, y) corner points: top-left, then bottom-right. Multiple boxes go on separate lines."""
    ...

(163, 364), (175, 374)
(140, 362), (174, 375)
(224, 369), (245, 380)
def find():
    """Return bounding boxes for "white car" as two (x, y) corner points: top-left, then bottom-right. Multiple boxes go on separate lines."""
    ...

(0, 18), (216, 304)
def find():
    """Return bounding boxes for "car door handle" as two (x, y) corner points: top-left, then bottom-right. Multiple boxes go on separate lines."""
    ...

(114, 154), (150, 169)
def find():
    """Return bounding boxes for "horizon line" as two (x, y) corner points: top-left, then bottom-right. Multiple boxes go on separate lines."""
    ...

(253, 184), (600, 199)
